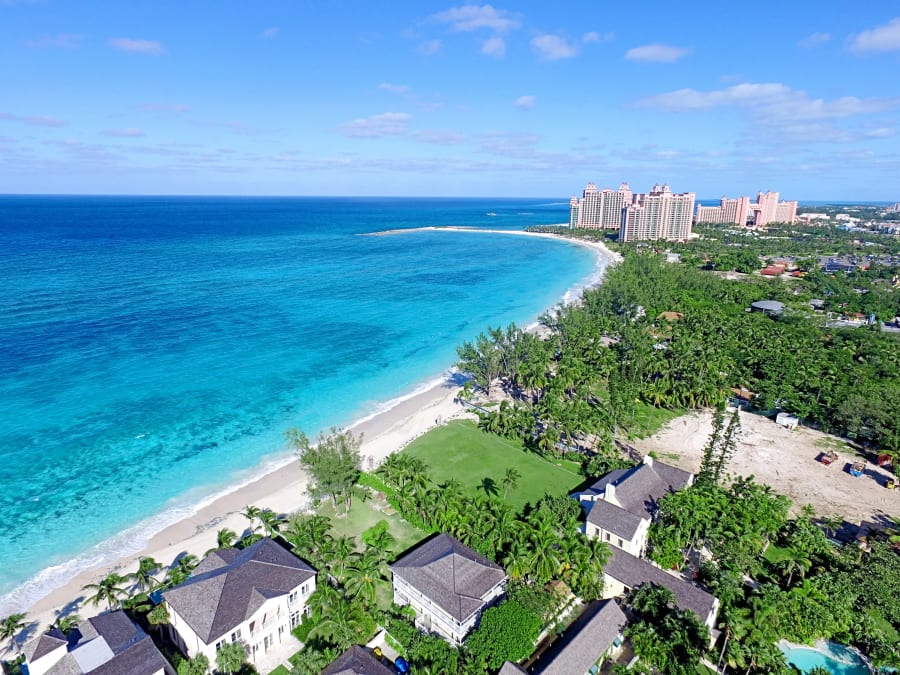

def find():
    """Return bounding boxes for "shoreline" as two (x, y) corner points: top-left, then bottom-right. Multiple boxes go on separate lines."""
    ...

(7, 227), (618, 633)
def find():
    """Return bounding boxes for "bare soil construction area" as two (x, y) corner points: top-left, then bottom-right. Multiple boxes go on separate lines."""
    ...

(631, 409), (898, 528)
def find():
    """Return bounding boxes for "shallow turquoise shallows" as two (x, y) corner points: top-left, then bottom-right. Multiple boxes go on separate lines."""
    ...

(0, 196), (600, 610)
(780, 640), (870, 674)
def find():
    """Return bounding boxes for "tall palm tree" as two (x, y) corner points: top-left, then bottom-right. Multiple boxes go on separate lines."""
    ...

(50, 613), (81, 636)
(309, 598), (367, 651)
(216, 527), (238, 549)
(215, 641), (246, 674)
(129, 556), (161, 594)
(345, 548), (387, 607)
(82, 573), (128, 610)
(0, 613), (27, 656)
(328, 535), (357, 584)
(501, 467), (521, 500)
(146, 603), (169, 635)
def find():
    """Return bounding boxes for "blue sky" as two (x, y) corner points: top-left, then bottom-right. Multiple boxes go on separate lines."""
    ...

(2, 1), (899, 199)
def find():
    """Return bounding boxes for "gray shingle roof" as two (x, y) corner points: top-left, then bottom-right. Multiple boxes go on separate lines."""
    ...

(582, 469), (630, 498)
(608, 459), (692, 519)
(321, 645), (395, 675)
(23, 630), (67, 661)
(586, 499), (644, 539)
(604, 549), (717, 624)
(533, 600), (627, 675)
(498, 661), (528, 674)
(163, 537), (316, 644)
(29, 611), (175, 675)
(389, 533), (506, 622)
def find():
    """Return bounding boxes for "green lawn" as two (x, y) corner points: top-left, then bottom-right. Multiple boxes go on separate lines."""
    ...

(317, 496), (426, 554)
(400, 420), (584, 511)
(624, 402), (684, 439)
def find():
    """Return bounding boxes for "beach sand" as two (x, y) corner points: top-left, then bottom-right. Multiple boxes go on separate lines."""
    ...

(14, 228), (617, 634)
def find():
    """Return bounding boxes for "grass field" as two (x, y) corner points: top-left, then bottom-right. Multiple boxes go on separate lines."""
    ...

(317, 497), (426, 555)
(400, 420), (585, 511)
(625, 402), (684, 439)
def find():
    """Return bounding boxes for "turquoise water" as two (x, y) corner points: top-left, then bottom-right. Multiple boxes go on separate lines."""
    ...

(780, 641), (870, 674)
(0, 196), (600, 612)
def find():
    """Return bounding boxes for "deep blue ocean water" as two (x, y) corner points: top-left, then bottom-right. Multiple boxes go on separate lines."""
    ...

(0, 196), (600, 611)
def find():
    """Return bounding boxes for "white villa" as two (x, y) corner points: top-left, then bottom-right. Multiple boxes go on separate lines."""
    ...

(390, 533), (507, 645)
(576, 455), (693, 556)
(162, 537), (316, 667)
(22, 611), (174, 675)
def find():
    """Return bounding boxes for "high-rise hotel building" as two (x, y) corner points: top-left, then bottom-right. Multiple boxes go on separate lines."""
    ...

(619, 183), (696, 242)
(569, 182), (633, 229)
(695, 191), (797, 227)
(696, 196), (751, 225)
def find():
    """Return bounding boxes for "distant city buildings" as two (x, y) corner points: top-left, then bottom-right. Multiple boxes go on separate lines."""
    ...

(569, 181), (695, 242)
(570, 180), (799, 242)
(695, 191), (798, 227)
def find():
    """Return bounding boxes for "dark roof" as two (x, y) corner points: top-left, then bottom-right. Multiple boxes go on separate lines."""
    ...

(390, 533), (507, 622)
(90, 636), (175, 675)
(532, 600), (627, 675)
(26, 611), (175, 675)
(498, 662), (529, 674)
(23, 630), (67, 661)
(586, 500), (644, 539)
(321, 645), (395, 675)
(604, 549), (717, 624)
(163, 537), (316, 643)
(582, 469), (630, 497)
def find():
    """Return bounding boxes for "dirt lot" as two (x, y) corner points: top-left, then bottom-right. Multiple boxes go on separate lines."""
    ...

(631, 409), (898, 527)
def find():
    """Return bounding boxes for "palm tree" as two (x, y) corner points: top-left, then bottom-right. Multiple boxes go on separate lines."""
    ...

(328, 535), (358, 584)
(216, 528), (238, 549)
(365, 527), (396, 562)
(146, 603), (169, 635)
(778, 547), (812, 587)
(82, 573), (128, 610)
(215, 641), (246, 674)
(258, 508), (282, 538)
(309, 597), (367, 651)
(129, 556), (161, 594)
(345, 548), (387, 607)
(50, 613), (80, 636)
(501, 467), (521, 500)
(0, 613), (27, 656)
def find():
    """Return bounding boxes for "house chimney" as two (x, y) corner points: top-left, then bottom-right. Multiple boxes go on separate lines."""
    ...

(643, 454), (654, 467)
(605, 482), (618, 506)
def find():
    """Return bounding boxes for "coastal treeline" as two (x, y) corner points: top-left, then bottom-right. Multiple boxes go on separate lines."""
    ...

(458, 251), (900, 454)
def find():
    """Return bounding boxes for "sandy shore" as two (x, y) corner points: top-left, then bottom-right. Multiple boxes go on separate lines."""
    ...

(12, 227), (616, 634)
(18, 378), (467, 632)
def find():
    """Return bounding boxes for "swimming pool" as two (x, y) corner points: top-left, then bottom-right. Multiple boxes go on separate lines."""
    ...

(779, 640), (870, 674)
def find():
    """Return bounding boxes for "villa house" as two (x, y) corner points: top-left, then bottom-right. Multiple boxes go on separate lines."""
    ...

(602, 548), (719, 629)
(530, 599), (627, 675)
(162, 537), (316, 667)
(22, 611), (174, 675)
(390, 533), (507, 645)
(321, 644), (394, 675)
(576, 455), (693, 556)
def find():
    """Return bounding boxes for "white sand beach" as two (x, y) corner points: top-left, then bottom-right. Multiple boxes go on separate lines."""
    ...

(13, 227), (616, 635)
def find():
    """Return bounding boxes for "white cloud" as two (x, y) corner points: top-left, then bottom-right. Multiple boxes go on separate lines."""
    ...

(418, 39), (442, 55)
(530, 34), (577, 61)
(625, 43), (689, 63)
(337, 112), (412, 138)
(261, 27), (279, 39)
(429, 5), (521, 32)
(104, 128), (146, 137)
(139, 103), (191, 113)
(798, 32), (830, 48)
(23, 33), (84, 48)
(108, 38), (165, 55)
(582, 31), (613, 44)
(514, 95), (535, 110)
(864, 127), (895, 138)
(413, 129), (465, 144)
(378, 83), (410, 94)
(0, 112), (65, 127)
(848, 17), (900, 53)
(481, 36), (506, 57)
(637, 83), (895, 121)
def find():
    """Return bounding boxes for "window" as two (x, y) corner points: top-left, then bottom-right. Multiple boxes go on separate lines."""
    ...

(290, 611), (301, 629)
(301, 583), (309, 595)
(617, 538), (623, 548)
(604, 532), (610, 542)
(215, 641), (223, 651)
(288, 591), (297, 604)
(230, 629), (241, 642)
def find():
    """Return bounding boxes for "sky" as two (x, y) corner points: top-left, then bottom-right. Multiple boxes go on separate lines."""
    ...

(2, 1), (900, 200)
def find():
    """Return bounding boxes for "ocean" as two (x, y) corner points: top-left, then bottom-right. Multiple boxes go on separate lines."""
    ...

(0, 196), (600, 613)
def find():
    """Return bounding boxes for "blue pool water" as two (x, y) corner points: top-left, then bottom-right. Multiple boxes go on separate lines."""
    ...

(780, 640), (870, 674)
(0, 196), (602, 612)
